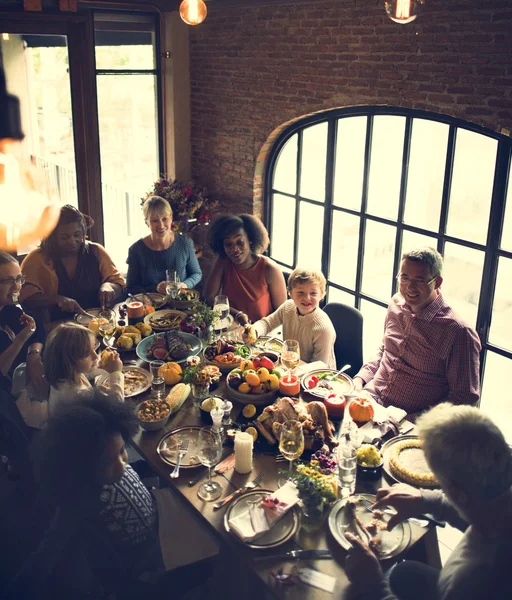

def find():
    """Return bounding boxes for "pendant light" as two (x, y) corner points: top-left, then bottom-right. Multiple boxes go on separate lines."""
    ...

(0, 66), (59, 251)
(384, 0), (424, 24)
(179, 0), (208, 26)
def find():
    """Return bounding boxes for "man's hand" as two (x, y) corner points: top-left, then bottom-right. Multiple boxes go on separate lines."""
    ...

(56, 295), (84, 314)
(353, 376), (364, 391)
(344, 533), (384, 592)
(26, 352), (49, 397)
(156, 281), (167, 295)
(372, 483), (423, 530)
(99, 283), (116, 308)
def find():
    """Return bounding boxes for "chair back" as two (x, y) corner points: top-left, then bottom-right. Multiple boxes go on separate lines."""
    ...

(0, 390), (33, 482)
(323, 302), (364, 378)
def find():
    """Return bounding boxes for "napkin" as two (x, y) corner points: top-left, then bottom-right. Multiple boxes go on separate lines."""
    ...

(294, 361), (328, 378)
(214, 453), (236, 474)
(359, 401), (408, 443)
(228, 482), (300, 542)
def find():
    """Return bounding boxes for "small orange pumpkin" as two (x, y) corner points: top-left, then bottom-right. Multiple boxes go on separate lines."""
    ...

(158, 361), (183, 385)
(144, 304), (156, 316)
(348, 397), (374, 424)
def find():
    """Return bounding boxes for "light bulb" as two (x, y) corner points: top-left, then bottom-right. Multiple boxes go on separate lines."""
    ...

(0, 139), (60, 251)
(179, 0), (207, 26)
(384, 0), (423, 24)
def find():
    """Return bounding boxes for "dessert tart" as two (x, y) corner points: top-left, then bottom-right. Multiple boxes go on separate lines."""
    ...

(388, 439), (438, 488)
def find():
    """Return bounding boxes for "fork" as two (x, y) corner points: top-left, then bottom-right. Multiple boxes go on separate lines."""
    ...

(358, 497), (445, 528)
(213, 472), (264, 510)
(170, 440), (190, 479)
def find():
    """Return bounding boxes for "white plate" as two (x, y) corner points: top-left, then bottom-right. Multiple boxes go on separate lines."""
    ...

(144, 309), (187, 331)
(132, 292), (167, 309)
(74, 308), (103, 326)
(301, 369), (354, 398)
(329, 494), (411, 560)
(157, 427), (203, 469)
(96, 365), (152, 398)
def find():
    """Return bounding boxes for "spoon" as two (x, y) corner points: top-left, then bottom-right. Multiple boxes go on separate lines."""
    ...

(328, 364), (351, 381)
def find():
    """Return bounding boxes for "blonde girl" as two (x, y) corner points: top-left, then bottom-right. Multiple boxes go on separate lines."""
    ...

(44, 322), (124, 414)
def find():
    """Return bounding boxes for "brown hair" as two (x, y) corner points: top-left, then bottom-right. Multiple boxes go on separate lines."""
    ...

(0, 252), (18, 268)
(44, 322), (95, 386)
(287, 268), (327, 297)
(142, 195), (173, 222)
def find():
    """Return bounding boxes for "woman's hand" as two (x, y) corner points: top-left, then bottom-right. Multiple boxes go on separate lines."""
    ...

(56, 295), (84, 314)
(344, 533), (384, 592)
(103, 350), (123, 374)
(371, 483), (423, 530)
(99, 283), (116, 308)
(16, 313), (36, 344)
(26, 351), (49, 397)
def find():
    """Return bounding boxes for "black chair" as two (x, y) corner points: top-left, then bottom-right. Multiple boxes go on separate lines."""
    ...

(0, 390), (33, 483)
(323, 302), (364, 378)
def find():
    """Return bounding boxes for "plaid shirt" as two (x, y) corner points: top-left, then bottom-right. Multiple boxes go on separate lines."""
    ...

(356, 292), (481, 415)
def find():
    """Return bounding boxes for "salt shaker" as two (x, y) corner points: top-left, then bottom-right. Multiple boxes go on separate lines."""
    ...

(234, 431), (253, 474)
(210, 406), (224, 436)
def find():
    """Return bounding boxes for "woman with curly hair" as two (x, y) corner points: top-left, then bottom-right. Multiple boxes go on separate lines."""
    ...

(203, 213), (286, 325)
(20, 205), (125, 320)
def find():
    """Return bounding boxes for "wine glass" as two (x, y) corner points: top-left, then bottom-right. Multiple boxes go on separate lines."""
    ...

(278, 419), (304, 487)
(166, 270), (181, 300)
(196, 427), (223, 501)
(281, 339), (300, 382)
(98, 309), (116, 343)
(214, 294), (230, 338)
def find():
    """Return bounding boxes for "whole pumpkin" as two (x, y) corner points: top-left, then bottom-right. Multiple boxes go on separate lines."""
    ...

(158, 361), (183, 385)
(348, 397), (374, 424)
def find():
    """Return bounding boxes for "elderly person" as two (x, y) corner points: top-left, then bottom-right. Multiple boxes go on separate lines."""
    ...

(344, 402), (512, 600)
(203, 213), (287, 325)
(126, 196), (202, 295)
(20, 205), (125, 319)
(353, 247), (481, 416)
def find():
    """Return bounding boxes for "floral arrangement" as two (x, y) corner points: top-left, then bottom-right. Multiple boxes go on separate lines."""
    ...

(180, 301), (218, 333)
(142, 177), (218, 233)
(283, 452), (338, 504)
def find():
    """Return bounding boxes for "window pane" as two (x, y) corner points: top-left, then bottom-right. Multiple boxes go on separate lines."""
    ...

(97, 74), (159, 269)
(329, 211), (359, 290)
(442, 242), (484, 327)
(480, 351), (512, 443)
(500, 160), (512, 251)
(361, 299), (387, 363)
(489, 257), (512, 352)
(327, 287), (355, 306)
(404, 119), (448, 232)
(361, 221), (396, 302)
(270, 193), (296, 266)
(299, 122), (327, 202)
(333, 116), (367, 211)
(273, 134), (297, 195)
(402, 231), (437, 255)
(367, 115), (406, 220)
(297, 202), (323, 270)
(446, 128), (496, 244)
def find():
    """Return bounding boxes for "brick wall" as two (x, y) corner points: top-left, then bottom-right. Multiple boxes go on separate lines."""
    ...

(189, 0), (512, 216)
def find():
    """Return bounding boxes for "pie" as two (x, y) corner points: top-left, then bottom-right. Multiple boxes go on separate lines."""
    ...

(388, 439), (438, 488)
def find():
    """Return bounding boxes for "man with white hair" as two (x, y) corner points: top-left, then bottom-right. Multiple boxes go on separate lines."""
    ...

(353, 247), (481, 415)
(344, 403), (512, 599)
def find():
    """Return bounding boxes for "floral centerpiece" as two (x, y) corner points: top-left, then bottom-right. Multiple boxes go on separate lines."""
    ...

(141, 177), (218, 233)
(179, 301), (218, 336)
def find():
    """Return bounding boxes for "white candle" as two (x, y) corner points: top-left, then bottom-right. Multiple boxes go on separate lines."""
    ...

(234, 431), (253, 474)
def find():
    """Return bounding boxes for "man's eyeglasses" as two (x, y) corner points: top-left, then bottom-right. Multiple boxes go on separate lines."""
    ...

(396, 274), (437, 288)
(0, 276), (26, 286)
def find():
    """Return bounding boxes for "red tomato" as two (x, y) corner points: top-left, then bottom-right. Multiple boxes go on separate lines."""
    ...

(259, 356), (274, 370)
(252, 357), (261, 369)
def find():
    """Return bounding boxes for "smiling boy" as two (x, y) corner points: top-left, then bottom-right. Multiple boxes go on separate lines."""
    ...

(245, 268), (336, 368)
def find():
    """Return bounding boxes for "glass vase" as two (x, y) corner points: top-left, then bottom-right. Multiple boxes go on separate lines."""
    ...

(192, 381), (210, 408)
(301, 496), (325, 533)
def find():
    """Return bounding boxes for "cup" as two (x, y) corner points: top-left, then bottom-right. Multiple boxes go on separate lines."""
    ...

(150, 360), (165, 399)
(192, 381), (210, 408)
(338, 447), (357, 498)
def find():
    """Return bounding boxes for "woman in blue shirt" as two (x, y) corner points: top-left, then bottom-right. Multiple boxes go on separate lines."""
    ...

(126, 196), (202, 294)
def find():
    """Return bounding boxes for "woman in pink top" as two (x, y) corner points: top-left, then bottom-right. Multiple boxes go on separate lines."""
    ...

(204, 214), (286, 325)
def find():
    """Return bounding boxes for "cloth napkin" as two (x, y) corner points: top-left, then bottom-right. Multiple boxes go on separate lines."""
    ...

(359, 400), (407, 443)
(228, 482), (300, 542)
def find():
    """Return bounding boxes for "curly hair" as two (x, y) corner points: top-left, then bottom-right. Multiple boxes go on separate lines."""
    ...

(207, 213), (270, 258)
(40, 205), (93, 261)
(32, 389), (138, 508)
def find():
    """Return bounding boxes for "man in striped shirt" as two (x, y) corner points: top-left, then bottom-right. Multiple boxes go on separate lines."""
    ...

(354, 247), (481, 416)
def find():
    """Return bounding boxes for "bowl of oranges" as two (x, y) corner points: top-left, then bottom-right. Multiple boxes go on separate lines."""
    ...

(225, 358), (280, 406)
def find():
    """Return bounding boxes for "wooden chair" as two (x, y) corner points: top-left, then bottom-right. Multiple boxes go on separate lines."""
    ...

(323, 302), (364, 378)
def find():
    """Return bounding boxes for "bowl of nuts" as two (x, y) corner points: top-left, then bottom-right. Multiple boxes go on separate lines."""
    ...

(136, 399), (171, 431)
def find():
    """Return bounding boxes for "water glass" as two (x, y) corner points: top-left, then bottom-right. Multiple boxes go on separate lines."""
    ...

(192, 381), (210, 408)
(214, 295), (230, 337)
(338, 446), (357, 498)
(166, 270), (180, 300)
(150, 360), (165, 399)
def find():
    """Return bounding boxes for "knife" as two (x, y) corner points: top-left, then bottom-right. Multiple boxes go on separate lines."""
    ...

(254, 549), (332, 561)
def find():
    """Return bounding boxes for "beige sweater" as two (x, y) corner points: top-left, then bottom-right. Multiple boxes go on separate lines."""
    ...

(253, 300), (336, 368)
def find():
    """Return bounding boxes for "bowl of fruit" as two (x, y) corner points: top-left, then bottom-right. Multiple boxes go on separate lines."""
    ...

(203, 338), (251, 373)
(225, 358), (281, 406)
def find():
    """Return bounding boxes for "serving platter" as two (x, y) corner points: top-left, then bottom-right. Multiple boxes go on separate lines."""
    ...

(381, 435), (439, 488)
(301, 369), (354, 399)
(132, 292), (167, 309)
(224, 489), (300, 549)
(329, 494), (411, 560)
(167, 288), (200, 310)
(144, 309), (186, 331)
(157, 426), (203, 469)
(136, 332), (201, 364)
(96, 365), (152, 398)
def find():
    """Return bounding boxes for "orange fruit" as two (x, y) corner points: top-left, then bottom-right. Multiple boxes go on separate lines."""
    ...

(238, 382), (251, 394)
(144, 304), (156, 315)
(245, 372), (260, 387)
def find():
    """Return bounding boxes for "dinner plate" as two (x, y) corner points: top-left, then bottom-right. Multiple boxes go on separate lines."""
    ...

(166, 288), (200, 310)
(74, 308), (103, 326)
(224, 489), (300, 549)
(157, 426), (204, 469)
(252, 336), (284, 353)
(132, 292), (167, 309)
(96, 365), (152, 398)
(144, 309), (187, 331)
(136, 332), (202, 364)
(381, 435), (439, 488)
(301, 369), (354, 398)
(329, 494), (411, 560)
(103, 335), (136, 353)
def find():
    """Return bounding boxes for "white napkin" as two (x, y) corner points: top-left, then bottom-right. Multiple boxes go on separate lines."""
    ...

(359, 402), (407, 443)
(294, 361), (328, 378)
(228, 482), (300, 542)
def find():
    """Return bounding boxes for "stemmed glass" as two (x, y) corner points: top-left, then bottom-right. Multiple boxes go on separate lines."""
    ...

(98, 309), (116, 343)
(214, 294), (230, 338)
(166, 270), (181, 300)
(281, 339), (300, 382)
(196, 427), (223, 501)
(278, 419), (304, 487)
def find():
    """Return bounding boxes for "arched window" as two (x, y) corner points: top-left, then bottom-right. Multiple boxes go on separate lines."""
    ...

(265, 107), (512, 438)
